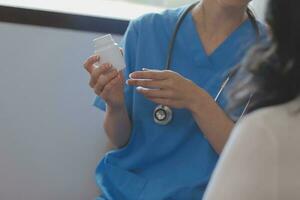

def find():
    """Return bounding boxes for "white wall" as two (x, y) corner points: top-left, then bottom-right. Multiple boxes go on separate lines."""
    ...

(0, 22), (122, 200)
(0, 1), (267, 200)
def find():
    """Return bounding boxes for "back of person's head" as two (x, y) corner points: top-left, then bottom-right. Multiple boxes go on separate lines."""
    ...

(230, 0), (300, 113)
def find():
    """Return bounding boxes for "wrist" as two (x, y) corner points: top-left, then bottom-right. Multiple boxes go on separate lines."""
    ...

(106, 101), (126, 113)
(188, 87), (212, 113)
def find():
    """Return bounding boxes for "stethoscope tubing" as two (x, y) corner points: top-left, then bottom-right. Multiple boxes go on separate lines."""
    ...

(154, 1), (250, 125)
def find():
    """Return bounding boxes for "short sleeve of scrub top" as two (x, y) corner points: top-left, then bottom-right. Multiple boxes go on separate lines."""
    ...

(93, 5), (268, 200)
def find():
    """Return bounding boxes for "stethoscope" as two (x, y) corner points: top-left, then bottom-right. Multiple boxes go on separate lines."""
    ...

(153, 2), (250, 125)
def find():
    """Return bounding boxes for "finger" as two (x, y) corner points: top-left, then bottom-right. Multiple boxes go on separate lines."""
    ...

(136, 87), (173, 98)
(101, 75), (121, 97)
(127, 79), (166, 89)
(117, 70), (125, 83)
(94, 69), (119, 94)
(89, 63), (112, 88)
(84, 55), (100, 74)
(129, 70), (169, 80)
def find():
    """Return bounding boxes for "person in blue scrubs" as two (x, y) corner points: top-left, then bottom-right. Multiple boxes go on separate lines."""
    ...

(84, 0), (266, 199)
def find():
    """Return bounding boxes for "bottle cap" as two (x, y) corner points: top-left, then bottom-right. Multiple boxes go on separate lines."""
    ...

(93, 34), (115, 48)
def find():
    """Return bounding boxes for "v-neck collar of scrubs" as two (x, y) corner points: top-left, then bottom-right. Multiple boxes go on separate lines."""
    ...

(183, 12), (252, 68)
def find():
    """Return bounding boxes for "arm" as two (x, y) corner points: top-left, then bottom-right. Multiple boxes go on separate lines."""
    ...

(189, 90), (234, 154)
(127, 70), (233, 153)
(203, 114), (277, 200)
(84, 57), (131, 148)
(104, 103), (131, 148)
(85, 21), (138, 148)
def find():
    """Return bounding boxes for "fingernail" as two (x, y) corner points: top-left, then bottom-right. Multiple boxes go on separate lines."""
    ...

(129, 73), (133, 78)
(142, 68), (149, 71)
(136, 86), (143, 91)
(126, 80), (129, 85)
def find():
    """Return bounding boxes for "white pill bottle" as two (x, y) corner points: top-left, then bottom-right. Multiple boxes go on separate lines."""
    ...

(93, 34), (126, 71)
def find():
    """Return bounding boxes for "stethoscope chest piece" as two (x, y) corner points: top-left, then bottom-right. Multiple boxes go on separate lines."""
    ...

(151, 2), (197, 126)
(153, 105), (173, 125)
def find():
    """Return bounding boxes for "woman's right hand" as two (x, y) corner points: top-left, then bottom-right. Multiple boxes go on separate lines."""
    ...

(84, 55), (125, 109)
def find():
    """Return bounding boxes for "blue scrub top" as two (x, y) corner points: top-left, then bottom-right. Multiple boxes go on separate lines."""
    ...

(94, 5), (267, 200)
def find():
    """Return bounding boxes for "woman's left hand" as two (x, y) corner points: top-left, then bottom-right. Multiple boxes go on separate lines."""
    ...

(127, 69), (210, 111)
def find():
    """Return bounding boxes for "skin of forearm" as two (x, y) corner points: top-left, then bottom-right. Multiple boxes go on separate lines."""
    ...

(103, 104), (132, 149)
(189, 91), (234, 154)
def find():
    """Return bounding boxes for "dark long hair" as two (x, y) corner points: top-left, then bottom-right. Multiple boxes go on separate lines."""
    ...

(229, 0), (300, 114)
